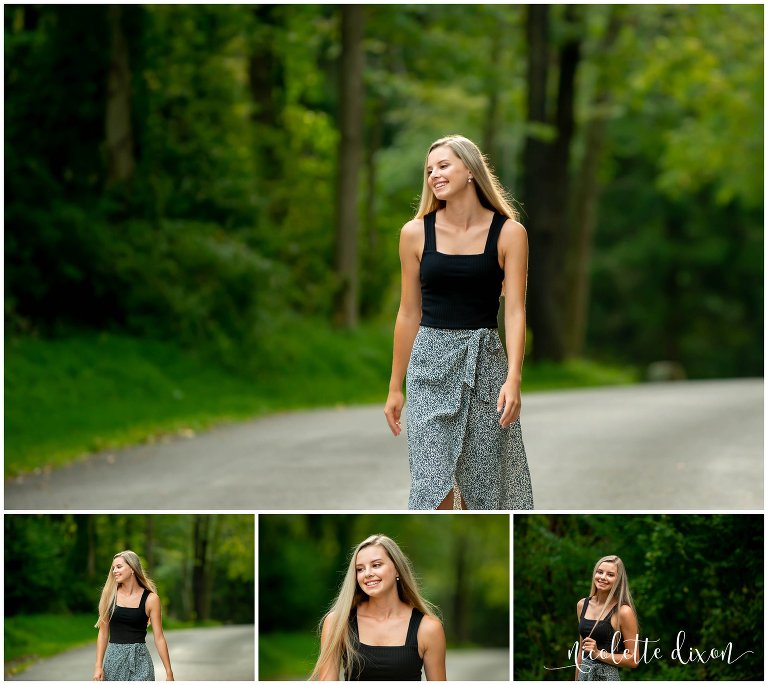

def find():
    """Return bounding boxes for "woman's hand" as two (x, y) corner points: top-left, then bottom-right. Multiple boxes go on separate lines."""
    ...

(92, 668), (104, 681)
(581, 637), (598, 657)
(165, 672), (175, 681)
(384, 389), (405, 436)
(497, 378), (521, 427)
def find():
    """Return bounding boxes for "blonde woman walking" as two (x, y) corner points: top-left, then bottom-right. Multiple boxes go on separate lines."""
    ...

(311, 534), (446, 680)
(384, 134), (534, 510)
(93, 550), (174, 681)
(576, 555), (640, 681)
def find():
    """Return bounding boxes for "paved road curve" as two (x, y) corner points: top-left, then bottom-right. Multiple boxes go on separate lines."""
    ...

(6, 379), (762, 510)
(8, 624), (254, 681)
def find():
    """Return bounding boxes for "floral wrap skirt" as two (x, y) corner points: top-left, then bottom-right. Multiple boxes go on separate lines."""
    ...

(405, 326), (534, 510)
(577, 657), (621, 681)
(103, 641), (155, 681)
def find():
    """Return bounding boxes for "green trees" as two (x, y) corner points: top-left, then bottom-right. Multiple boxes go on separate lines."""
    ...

(514, 515), (763, 680)
(4, 5), (762, 376)
(259, 514), (510, 647)
(4, 515), (254, 624)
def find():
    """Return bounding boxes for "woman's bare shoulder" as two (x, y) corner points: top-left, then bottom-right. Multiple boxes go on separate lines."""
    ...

(618, 604), (636, 620)
(322, 610), (338, 627)
(401, 218), (423, 238)
(418, 613), (444, 638)
(500, 217), (527, 239)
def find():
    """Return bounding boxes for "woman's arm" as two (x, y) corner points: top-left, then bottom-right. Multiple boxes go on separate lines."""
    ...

(316, 612), (341, 680)
(384, 220), (423, 436)
(582, 605), (639, 669)
(497, 219), (528, 428)
(574, 599), (585, 681)
(147, 593), (174, 681)
(93, 621), (109, 681)
(418, 616), (447, 681)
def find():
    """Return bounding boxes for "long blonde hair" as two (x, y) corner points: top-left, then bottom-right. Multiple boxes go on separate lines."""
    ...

(414, 134), (519, 220)
(95, 550), (157, 629)
(310, 534), (439, 680)
(587, 555), (637, 625)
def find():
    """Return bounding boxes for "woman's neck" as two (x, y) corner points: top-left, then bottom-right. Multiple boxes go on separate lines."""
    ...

(442, 194), (488, 230)
(593, 590), (613, 605)
(118, 577), (141, 596)
(359, 592), (406, 618)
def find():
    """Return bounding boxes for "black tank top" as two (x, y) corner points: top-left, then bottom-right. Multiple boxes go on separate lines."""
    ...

(419, 210), (506, 329)
(347, 607), (424, 681)
(578, 597), (625, 653)
(109, 588), (150, 644)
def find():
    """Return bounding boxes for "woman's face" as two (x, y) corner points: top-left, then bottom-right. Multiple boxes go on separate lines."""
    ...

(426, 145), (470, 200)
(594, 561), (618, 594)
(355, 544), (398, 597)
(112, 556), (133, 584)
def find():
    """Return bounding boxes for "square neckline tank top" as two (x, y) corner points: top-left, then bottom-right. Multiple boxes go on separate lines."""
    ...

(347, 607), (424, 681)
(109, 587), (150, 644)
(419, 210), (506, 330)
(578, 596), (626, 653)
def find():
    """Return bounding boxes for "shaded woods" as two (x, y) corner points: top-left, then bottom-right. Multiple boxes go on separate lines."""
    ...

(4, 4), (763, 377)
(4, 514), (255, 624)
(513, 515), (763, 681)
(259, 515), (509, 678)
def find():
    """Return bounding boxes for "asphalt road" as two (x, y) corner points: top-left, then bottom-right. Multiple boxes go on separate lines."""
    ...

(444, 648), (509, 680)
(6, 379), (762, 510)
(8, 624), (255, 681)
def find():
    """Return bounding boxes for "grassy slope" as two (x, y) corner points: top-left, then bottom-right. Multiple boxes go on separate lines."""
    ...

(4, 613), (96, 675)
(259, 631), (319, 681)
(5, 326), (637, 477)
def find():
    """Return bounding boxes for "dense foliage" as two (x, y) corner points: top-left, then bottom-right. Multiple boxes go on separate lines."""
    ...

(4, 4), (762, 377)
(259, 514), (509, 648)
(4, 514), (255, 625)
(514, 514), (763, 680)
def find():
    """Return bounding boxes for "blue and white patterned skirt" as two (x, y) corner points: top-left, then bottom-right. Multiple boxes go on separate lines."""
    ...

(405, 326), (534, 510)
(103, 641), (155, 681)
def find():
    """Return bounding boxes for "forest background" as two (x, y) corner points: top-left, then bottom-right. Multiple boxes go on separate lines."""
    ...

(258, 513), (510, 680)
(4, 514), (255, 676)
(4, 4), (763, 471)
(514, 514), (764, 681)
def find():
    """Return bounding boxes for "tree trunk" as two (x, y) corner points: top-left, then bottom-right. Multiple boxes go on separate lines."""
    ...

(360, 94), (384, 317)
(192, 515), (212, 621)
(87, 515), (97, 579)
(522, 5), (582, 362)
(105, 4), (135, 186)
(144, 516), (155, 573)
(483, 29), (504, 166)
(452, 529), (470, 644)
(248, 5), (284, 173)
(564, 11), (622, 357)
(334, 5), (366, 328)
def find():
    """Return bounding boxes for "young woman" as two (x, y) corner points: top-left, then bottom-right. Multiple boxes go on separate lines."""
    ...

(576, 555), (640, 681)
(384, 134), (534, 510)
(311, 534), (446, 681)
(93, 550), (174, 681)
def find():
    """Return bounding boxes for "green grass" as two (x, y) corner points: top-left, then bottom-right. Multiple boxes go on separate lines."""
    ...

(523, 358), (639, 391)
(4, 612), (227, 676)
(5, 325), (638, 477)
(259, 631), (319, 681)
(4, 613), (96, 675)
